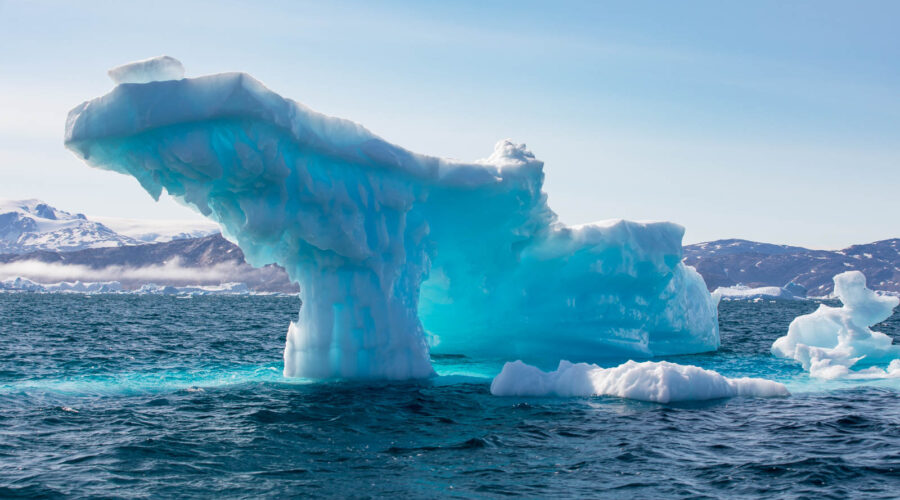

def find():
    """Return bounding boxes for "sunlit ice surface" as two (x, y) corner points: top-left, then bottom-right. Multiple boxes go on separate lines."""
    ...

(64, 58), (718, 379)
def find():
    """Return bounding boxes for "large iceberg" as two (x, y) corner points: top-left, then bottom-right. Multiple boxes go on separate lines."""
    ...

(772, 271), (900, 379)
(491, 360), (788, 403)
(64, 57), (719, 379)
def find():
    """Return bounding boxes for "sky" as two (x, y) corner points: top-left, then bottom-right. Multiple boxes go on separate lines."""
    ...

(0, 0), (897, 249)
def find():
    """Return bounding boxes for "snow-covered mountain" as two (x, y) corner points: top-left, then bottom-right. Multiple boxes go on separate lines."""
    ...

(684, 238), (900, 296)
(0, 199), (221, 252)
(0, 199), (140, 253)
(91, 216), (220, 243)
(0, 233), (297, 293)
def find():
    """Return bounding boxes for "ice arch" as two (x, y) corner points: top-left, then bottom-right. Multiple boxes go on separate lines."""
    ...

(64, 60), (719, 379)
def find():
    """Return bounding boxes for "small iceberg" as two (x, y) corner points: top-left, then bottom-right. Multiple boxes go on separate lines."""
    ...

(714, 282), (807, 301)
(490, 359), (788, 403)
(772, 271), (900, 379)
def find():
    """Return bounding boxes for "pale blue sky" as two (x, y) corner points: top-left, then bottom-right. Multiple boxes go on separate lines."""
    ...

(1, 0), (897, 248)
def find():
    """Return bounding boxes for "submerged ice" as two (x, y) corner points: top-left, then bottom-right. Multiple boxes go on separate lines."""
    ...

(64, 57), (719, 379)
(491, 360), (788, 403)
(772, 271), (900, 379)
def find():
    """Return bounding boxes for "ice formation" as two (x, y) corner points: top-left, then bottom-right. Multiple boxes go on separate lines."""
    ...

(0, 277), (123, 293)
(714, 282), (807, 301)
(490, 360), (788, 402)
(107, 56), (185, 85)
(772, 271), (900, 379)
(64, 57), (719, 379)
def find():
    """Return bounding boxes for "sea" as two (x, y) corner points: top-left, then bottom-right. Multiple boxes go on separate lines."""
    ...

(1, 294), (898, 498)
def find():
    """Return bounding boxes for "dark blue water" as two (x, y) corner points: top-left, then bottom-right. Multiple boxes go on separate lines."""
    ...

(1, 295), (898, 498)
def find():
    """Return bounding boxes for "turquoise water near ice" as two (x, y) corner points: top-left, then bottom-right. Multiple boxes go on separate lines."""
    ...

(1, 294), (898, 498)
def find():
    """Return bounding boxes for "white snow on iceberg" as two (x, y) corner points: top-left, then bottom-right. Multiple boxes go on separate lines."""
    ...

(107, 55), (185, 85)
(772, 271), (900, 379)
(64, 59), (719, 379)
(490, 359), (788, 403)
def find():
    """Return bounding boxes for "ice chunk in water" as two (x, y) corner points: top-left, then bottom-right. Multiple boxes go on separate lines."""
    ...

(772, 271), (900, 379)
(491, 359), (789, 402)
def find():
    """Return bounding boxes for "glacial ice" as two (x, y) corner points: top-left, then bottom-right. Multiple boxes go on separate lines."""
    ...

(107, 56), (185, 84)
(0, 277), (259, 295)
(772, 271), (900, 379)
(64, 57), (719, 379)
(490, 360), (789, 402)
(714, 282), (807, 301)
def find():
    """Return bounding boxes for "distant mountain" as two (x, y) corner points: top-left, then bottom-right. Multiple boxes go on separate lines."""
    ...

(91, 215), (220, 243)
(0, 234), (297, 293)
(684, 238), (900, 296)
(4, 199), (897, 297)
(0, 199), (140, 253)
(0, 232), (242, 267)
(0, 199), (221, 252)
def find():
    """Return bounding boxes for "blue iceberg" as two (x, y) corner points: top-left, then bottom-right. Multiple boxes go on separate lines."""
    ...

(64, 57), (719, 379)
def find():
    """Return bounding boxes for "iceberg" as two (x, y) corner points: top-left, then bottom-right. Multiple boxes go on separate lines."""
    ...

(490, 360), (788, 403)
(0, 277), (123, 293)
(64, 57), (719, 379)
(772, 271), (900, 379)
(714, 282), (807, 301)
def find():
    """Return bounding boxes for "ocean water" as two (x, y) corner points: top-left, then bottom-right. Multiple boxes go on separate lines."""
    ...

(1, 295), (898, 498)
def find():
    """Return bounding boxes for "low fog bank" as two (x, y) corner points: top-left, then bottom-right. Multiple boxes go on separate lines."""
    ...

(0, 259), (297, 293)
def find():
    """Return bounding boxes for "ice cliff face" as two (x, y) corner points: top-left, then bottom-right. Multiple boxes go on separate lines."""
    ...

(64, 57), (719, 379)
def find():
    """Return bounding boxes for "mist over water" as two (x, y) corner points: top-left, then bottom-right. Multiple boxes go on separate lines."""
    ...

(1, 295), (898, 498)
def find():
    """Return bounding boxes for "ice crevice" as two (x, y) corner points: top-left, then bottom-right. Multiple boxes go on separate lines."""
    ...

(64, 57), (720, 379)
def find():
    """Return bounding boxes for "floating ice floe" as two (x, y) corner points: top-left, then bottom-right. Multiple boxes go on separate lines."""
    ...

(65, 58), (720, 379)
(772, 271), (900, 379)
(490, 359), (789, 403)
